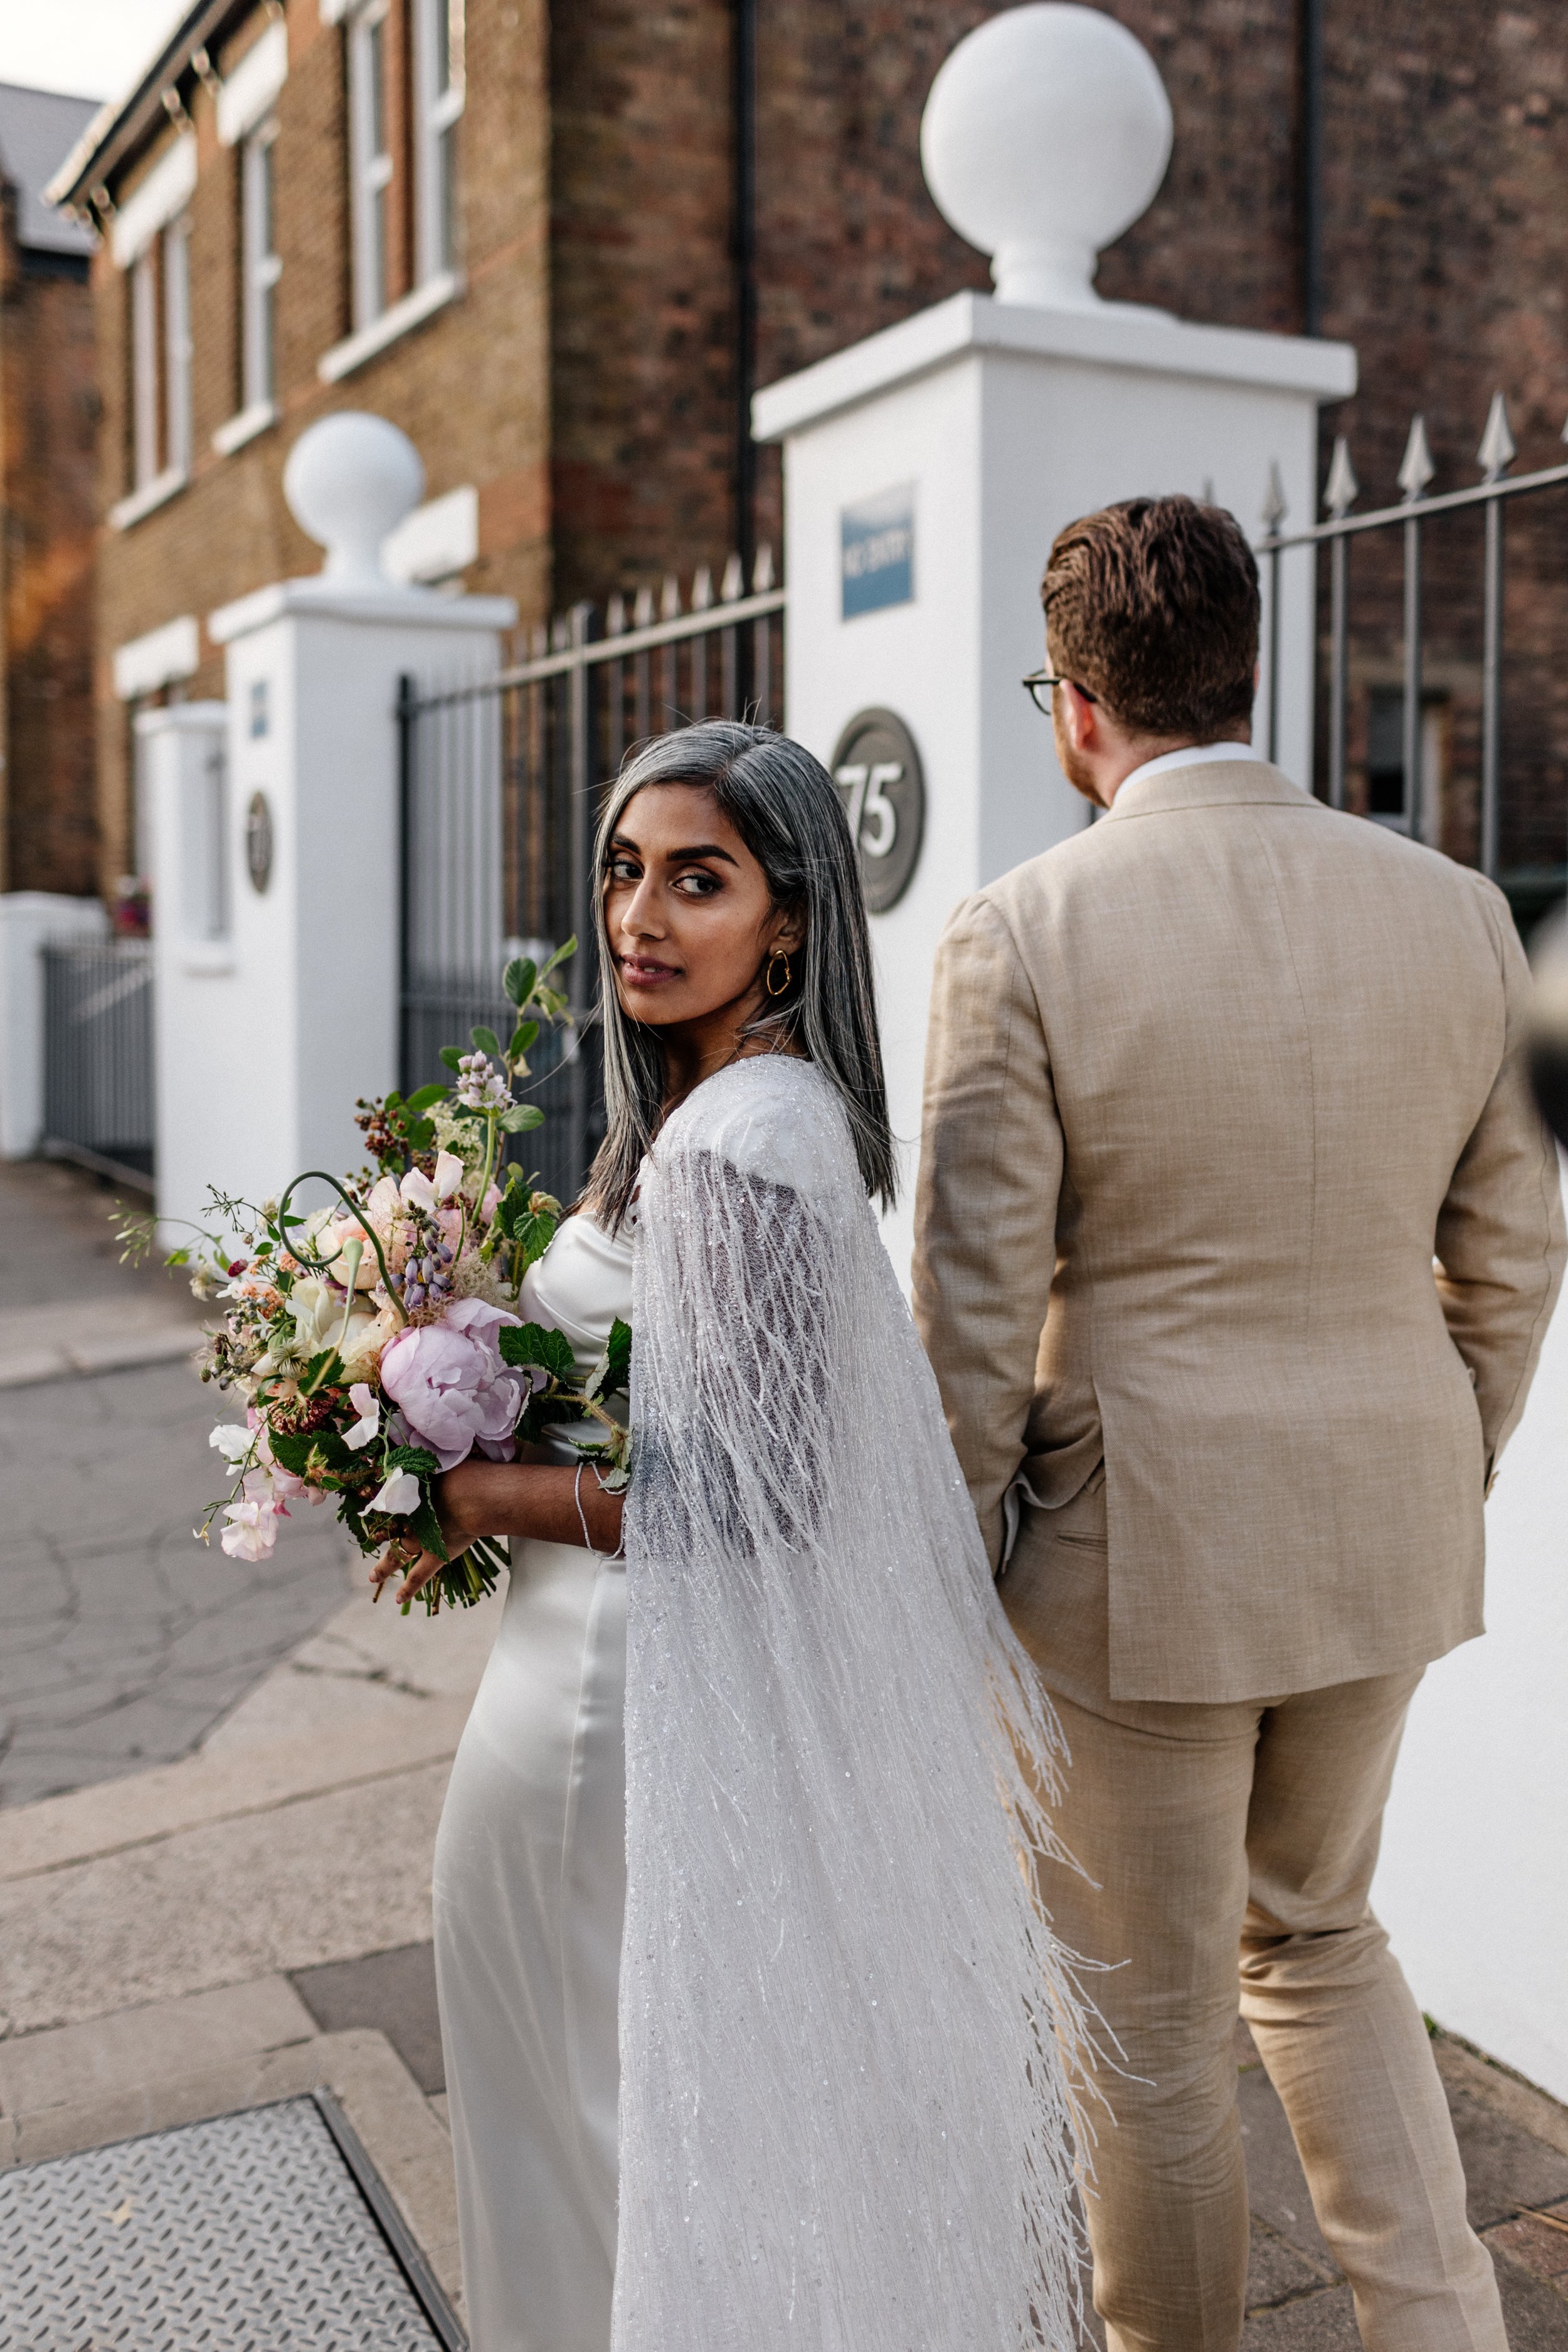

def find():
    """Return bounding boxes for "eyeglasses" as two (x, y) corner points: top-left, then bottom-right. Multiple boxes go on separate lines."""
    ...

(1021, 669), (1099, 718)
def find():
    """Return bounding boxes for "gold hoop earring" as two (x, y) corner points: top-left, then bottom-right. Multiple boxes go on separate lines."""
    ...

(765, 950), (792, 998)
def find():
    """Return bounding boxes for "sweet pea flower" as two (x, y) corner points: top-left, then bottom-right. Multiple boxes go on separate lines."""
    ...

(364, 1174), (402, 1229)
(378, 1298), (527, 1470)
(220, 1468), (289, 1559)
(344, 1383), (381, 1451)
(371, 1466), (423, 1515)
(209, 1422), (254, 1468)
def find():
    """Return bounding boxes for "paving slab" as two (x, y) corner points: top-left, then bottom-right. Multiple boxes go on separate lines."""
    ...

(0, 1357), (359, 1805)
(292, 1943), (446, 2097)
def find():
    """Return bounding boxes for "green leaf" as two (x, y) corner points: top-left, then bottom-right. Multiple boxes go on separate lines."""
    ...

(603, 1316), (632, 1395)
(470, 1024), (501, 1058)
(299, 1347), (345, 1396)
(503, 956), (538, 1007)
(386, 1443), (441, 1478)
(498, 1321), (577, 1382)
(405, 1083), (447, 1113)
(507, 1021), (539, 1061)
(408, 1483), (450, 1563)
(266, 1427), (318, 1475)
(499, 1103), (545, 1133)
(405, 1117), (436, 1153)
(439, 1046), (463, 1072)
(539, 936), (576, 980)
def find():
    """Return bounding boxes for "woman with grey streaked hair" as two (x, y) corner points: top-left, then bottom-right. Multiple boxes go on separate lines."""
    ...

(391, 721), (1091, 2352)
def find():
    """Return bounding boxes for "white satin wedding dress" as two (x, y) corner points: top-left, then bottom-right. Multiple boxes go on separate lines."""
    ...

(433, 1210), (633, 2352)
(436, 1056), (1093, 2352)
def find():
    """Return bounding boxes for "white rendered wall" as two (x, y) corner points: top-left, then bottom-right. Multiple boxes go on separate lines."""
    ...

(152, 590), (511, 1244)
(140, 704), (232, 1247)
(765, 299), (1347, 1280)
(1373, 1165), (1568, 2104)
(0, 894), (109, 1158)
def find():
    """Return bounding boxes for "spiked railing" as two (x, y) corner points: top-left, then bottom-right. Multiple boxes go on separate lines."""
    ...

(395, 549), (785, 1200)
(1257, 398), (1568, 879)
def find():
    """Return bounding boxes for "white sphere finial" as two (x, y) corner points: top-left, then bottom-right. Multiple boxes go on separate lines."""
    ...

(921, 4), (1173, 312)
(283, 411), (425, 588)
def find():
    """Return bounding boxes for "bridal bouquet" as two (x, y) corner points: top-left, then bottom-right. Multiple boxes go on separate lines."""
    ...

(138, 945), (631, 1613)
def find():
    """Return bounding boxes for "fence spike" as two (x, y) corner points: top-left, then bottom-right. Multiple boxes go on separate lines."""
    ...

(633, 585), (655, 628)
(720, 553), (744, 602)
(752, 542), (775, 593)
(1397, 413), (1435, 502)
(660, 574), (681, 621)
(692, 564), (714, 611)
(1259, 460), (1288, 535)
(551, 615), (570, 652)
(606, 591), (627, 636)
(1476, 390), (1517, 482)
(1323, 435), (1359, 517)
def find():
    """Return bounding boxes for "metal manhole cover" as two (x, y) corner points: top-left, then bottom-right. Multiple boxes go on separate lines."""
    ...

(0, 2095), (458, 2351)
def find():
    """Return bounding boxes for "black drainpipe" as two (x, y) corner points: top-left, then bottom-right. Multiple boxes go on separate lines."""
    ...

(732, 0), (758, 575)
(1299, 0), (1325, 335)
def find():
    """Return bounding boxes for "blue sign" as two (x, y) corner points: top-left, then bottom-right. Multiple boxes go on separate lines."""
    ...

(840, 484), (915, 620)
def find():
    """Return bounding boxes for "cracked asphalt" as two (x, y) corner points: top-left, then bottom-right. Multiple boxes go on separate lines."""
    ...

(0, 1160), (356, 1808)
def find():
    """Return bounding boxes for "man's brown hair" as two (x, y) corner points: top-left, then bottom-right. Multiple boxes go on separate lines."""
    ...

(1041, 494), (1260, 740)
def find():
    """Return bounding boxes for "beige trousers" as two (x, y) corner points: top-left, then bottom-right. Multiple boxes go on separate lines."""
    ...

(1005, 1476), (1505, 2352)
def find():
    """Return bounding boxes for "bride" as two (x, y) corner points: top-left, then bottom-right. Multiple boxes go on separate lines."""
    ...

(375, 721), (1094, 2351)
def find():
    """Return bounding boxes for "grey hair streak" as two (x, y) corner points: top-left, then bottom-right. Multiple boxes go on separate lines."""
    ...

(583, 720), (896, 1228)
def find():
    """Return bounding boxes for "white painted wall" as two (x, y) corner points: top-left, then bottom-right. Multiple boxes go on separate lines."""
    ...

(756, 292), (1353, 1281)
(147, 581), (512, 1247)
(1373, 1162), (1568, 2103)
(0, 893), (109, 1158)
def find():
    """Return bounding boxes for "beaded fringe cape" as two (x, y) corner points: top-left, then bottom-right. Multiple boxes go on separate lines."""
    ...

(616, 1056), (1094, 2351)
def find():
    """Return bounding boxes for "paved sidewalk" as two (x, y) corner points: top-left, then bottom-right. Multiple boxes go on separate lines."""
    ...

(0, 1158), (356, 1807)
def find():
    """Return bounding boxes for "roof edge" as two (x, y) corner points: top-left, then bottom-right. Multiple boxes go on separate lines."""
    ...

(45, 0), (254, 213)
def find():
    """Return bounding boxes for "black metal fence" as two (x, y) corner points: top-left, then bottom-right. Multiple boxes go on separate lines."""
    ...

(40, 940), (156, 1191)
(398, 551), (785, 1204)
(1260, 391), (1568, 932)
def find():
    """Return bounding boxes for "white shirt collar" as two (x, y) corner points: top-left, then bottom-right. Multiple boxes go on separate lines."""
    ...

(1113, 740), (1261, 802)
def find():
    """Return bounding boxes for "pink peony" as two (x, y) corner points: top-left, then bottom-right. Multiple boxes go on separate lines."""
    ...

(378, 1298), (528, 1470)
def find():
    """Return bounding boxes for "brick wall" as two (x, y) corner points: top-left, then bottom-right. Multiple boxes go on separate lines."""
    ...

(77, 0), (1568, 897)
(91, 0), (553, 893)
(0, 186), (97, 896)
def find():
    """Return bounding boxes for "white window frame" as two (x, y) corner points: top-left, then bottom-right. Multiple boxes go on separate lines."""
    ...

(131, 245), (160, 490)
(241, 118), (282, 412)
(347, 0), (393, 331)
(162, 215), (193, 482)
(413, 0), (464, 284)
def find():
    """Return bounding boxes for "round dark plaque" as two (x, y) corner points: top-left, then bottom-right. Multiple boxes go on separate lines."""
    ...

(245, 790), (274, 894)
(829, 707), (925, 914)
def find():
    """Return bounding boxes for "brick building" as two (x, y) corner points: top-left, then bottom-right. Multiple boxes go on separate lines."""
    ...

(46, 0), (1568, 904)
(0, 83), (98, 897)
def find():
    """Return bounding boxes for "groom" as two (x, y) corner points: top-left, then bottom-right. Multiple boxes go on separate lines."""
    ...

(913, 494), (1565, 2351)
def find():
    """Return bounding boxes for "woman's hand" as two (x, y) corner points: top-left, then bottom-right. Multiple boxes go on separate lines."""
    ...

(369, 1456), (627, 1604)
(369, 1461), (480, 1607)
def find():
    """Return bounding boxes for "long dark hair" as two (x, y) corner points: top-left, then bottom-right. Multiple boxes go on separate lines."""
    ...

(583, 721), (895, 1228)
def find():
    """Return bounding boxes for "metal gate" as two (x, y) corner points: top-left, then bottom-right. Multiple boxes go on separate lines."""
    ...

(1259, 388), (1568, 933)
(398, 552), (785, 1205)
(40, 938), (156, 1192)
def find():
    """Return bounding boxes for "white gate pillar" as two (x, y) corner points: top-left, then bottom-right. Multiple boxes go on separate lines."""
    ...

(152, 413), (515, 1242)
(753, 5), (1356, 1281)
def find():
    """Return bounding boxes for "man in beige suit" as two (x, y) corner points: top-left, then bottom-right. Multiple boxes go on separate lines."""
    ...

(913, 495), (1565, 2352)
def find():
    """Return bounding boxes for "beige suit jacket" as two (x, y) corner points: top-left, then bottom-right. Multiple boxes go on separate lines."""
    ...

(913, 758), (1565, 1703)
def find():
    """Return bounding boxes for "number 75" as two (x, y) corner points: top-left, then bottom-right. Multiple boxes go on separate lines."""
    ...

(834, 762), (901, 858)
